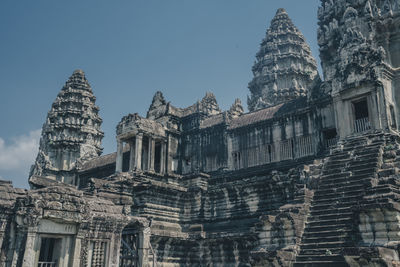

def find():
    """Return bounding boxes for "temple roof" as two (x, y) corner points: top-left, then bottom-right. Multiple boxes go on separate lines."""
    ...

(146, 91), (221, 121)
(30, 70), (104, 179)
(229, 97), (308, 129)
(247, 8), (319, 111)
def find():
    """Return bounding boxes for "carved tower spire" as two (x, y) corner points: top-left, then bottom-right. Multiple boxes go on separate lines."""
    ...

(248, 8), (319, 111)
(30, 70), (103, 185)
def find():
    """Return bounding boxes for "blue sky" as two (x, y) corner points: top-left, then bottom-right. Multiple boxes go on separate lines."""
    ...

(0, 0), (320, 188)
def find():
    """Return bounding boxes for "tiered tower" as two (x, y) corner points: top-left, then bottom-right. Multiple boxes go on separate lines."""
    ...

(30, 70), (103, 185)
(248, 8), (319, 111)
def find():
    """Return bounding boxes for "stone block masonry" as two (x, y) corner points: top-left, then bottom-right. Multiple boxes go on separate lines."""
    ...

(3, 1), (400, 266)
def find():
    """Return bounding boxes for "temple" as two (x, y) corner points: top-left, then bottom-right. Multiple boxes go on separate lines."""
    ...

(2, 1), (400, 266)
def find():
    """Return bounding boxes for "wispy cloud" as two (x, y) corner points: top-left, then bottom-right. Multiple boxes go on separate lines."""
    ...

(0, 129), (41, 174)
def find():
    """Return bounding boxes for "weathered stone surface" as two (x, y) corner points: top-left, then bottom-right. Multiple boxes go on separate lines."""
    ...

(247, 8), (319, 111)
(29, 70), (104, 185)
(3, 2), (400, 267)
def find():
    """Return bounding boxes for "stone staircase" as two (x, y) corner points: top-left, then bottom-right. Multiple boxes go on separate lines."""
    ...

(294, 132), (385, 266)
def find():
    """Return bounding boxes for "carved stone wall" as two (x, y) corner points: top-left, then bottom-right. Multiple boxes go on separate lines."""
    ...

(4, 2), (400, 267)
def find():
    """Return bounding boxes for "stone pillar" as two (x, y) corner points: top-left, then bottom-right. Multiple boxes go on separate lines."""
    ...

(138, 227), (150, 267)
(71, 232), (84, 266)
(0, 220), (6, 263)
(129, 140), (135, 171)
(160, 141), (166, 174)
(111, 233), (122, 267)
(147, 136), (152, 171)
(116, 140), (123, 173)
(135, 134), (143, 170)
(11, 226), (25, 267)
(149, 138), (155, 172)
(22, 227), (38, 267)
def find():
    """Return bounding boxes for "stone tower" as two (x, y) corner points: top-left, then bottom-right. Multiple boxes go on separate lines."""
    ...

(248, 8), (319, 111)
(319, 0), (400, 138)
(29, 70), (103, 185)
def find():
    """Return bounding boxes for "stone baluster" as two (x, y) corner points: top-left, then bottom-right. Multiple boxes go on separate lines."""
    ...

(116, 140), (123, 173)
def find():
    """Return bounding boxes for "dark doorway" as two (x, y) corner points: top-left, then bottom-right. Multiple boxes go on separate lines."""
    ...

(38, 237), (60, 267)
(120, 226), (139, 267)
(353, 99), (371, 133)
(154, 142), (161, 173)
(390, 105), (397, 129)
(323, 129), (338, 148)
(353, 99), (369, 120)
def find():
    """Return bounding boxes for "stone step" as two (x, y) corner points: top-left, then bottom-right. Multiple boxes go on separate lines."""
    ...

(298, 248), (343, 256)
(302, 235), (350, 244)
(324, 160), (378, 172)
(296, 254), (345, 262)
(306, 217), (353, 227)
(330, 143), (382, 156)
(360, 196), (400, 208)
(315, 183), (365, 195)
(300, 240), (353, 250)
(348, 162), (378, 171)
(366, 185), (400, 196)
(328, 151), (380, 164)
(311, 200), (359, 211)
(293, 261), (349, 267)
(304, 224), (351, 233)
(313, 188), (366, 201)
(307, 212), (353, 222)
(348, 167), (378, 177)
(328, 145), (382, 159)
(310, 206), (352, 216)
(319, 173), (373, 187)
(328, 154), (351, 161)
(303, 229), (352, 239)
(318, 177), (372, 189)
(344, 138), (383, 146)
(320, 172), (352, 180)
(312, 194), (364, 205)
(320, 171), (375, 183)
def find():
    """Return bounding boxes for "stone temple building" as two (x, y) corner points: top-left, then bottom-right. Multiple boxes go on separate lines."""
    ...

(2, 1), (400, 266)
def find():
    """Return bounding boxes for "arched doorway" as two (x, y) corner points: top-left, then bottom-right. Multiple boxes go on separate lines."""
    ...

(119, 224), (139, 267)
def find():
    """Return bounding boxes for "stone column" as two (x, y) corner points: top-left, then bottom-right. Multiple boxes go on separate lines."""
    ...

(147, 136), (152, 171)
(111, 233), (122, 267)
(160, 141), (166, 174)
(149, 138), (155, 172)
(138, 227), (150, 267)
(0, 220), (6, 263)
(116, 140), (123, 173)
(11, 226), (26, 267)
(71, 232), (84, 266)
(135, 134), (143, 170)
(129, 140), (135, 171)
(22, 227), (38, 267)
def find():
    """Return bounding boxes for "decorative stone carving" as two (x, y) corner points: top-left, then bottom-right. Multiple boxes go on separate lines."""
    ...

(199, 92), (221, 115)
(248, 8), (319, 111)
(4, 4), (400, 267)
(29, 70), (103, 185)
(147, 91), (167, 120)
(228, 98), (244, 118)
